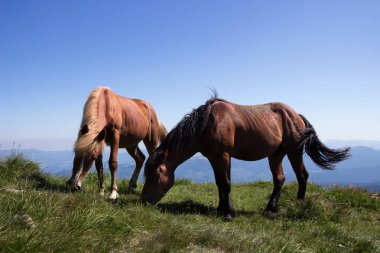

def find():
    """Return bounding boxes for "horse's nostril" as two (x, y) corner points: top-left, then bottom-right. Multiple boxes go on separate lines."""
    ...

(66, 182), (81, 192)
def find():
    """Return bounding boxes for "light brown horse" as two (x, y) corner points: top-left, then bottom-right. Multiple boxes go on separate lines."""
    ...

(67, 87), (167, 200)
(142, 95), (350, 220)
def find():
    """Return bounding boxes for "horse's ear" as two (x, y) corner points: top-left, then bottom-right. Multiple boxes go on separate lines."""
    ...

(80, 125), (89, 135)
(97, 129), (106, 142)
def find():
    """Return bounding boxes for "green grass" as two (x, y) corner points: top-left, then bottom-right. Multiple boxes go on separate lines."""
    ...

(0, 153), (379, 252)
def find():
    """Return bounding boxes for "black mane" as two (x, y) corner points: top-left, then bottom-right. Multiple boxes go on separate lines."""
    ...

(160, 93), (224, 153)
(145, 92), (228, 177)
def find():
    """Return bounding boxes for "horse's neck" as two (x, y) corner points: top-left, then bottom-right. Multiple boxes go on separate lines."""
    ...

(166, 144), (198, 172)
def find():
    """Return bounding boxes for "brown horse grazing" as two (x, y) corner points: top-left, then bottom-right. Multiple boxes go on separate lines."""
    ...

(142, 95), (350, 220)
(67, 87), (167, 200)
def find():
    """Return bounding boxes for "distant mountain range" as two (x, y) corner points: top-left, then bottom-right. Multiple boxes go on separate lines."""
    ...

(325, 140), (380, 150)
(1, 141), (379, 192)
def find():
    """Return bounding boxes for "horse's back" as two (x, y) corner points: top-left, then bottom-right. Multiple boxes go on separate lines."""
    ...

(98, 93), (151, 147)
(203, 100), (302, 160)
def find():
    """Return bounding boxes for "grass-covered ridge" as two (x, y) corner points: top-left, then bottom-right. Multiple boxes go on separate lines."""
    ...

(0, 153), (379, 252)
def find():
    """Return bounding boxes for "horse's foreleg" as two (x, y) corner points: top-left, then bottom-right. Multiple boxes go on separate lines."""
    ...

(126, 146), (146, 193)
(208, 153), (235, 221)
(266, 152), (286, 212)
(109, 130), (120, 201)
(95, 154), (104, 196)
(67, 155), (83, 191)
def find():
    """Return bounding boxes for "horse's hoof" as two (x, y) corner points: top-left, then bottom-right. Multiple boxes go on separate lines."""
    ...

(265, 204), (279, 213)
(223, 214), (234, 221)
(127, 183), (137, 194)
(67, 184), (80, 192)
(109, 191), (119, 199)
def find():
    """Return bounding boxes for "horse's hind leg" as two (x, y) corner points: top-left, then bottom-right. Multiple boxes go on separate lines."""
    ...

(287, 149), (309, 200)
(126, 146), (146, 193)
(266, 151), (286, 212)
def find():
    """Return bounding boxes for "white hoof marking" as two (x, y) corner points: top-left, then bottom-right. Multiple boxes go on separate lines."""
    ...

(109, 191), (119, 200)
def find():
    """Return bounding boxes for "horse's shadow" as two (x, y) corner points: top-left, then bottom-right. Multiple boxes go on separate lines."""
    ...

(156, 200), (258, 217)
(29, 173), (70, 193)
(157, 200), (217, 216)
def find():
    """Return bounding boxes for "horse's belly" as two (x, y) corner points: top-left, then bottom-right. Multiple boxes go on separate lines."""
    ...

(118, 135), (143, 148)
(104, 134), (143, 148)
(230, 132), (281, 161)
(231, 145), (277, 161)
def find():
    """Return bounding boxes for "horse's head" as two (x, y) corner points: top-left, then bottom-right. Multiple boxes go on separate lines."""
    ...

(141, 149), (174, 205)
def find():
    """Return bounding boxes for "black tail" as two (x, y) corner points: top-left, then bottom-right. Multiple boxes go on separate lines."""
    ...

(299, 114), (350, 170)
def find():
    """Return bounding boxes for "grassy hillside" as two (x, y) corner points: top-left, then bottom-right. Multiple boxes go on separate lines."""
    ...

(0, 153), (379, 252)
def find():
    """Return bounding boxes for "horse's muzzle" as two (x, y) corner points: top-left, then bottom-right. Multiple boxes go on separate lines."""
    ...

(142, 200), (151, 206)
(66, 180), (81, 192)
(141, 195), (157, 206)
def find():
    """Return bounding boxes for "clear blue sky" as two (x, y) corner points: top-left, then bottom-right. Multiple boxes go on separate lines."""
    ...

(1, 1), (379, 150)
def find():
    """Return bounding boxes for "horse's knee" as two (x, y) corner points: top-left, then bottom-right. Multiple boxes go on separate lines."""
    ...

(279, 175), (285, 185)
(108, 160), (118, 170)
(297, 174), (307, 186)
(304, 170), (309, 181)
(275, 175), (285, 189)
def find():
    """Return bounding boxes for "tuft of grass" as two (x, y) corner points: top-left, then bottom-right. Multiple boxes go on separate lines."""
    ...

(0, 154), (379, 252)
(327, 186), (379, 211)
(0, 152), (40, 183)
(174, 178), (193, 186)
